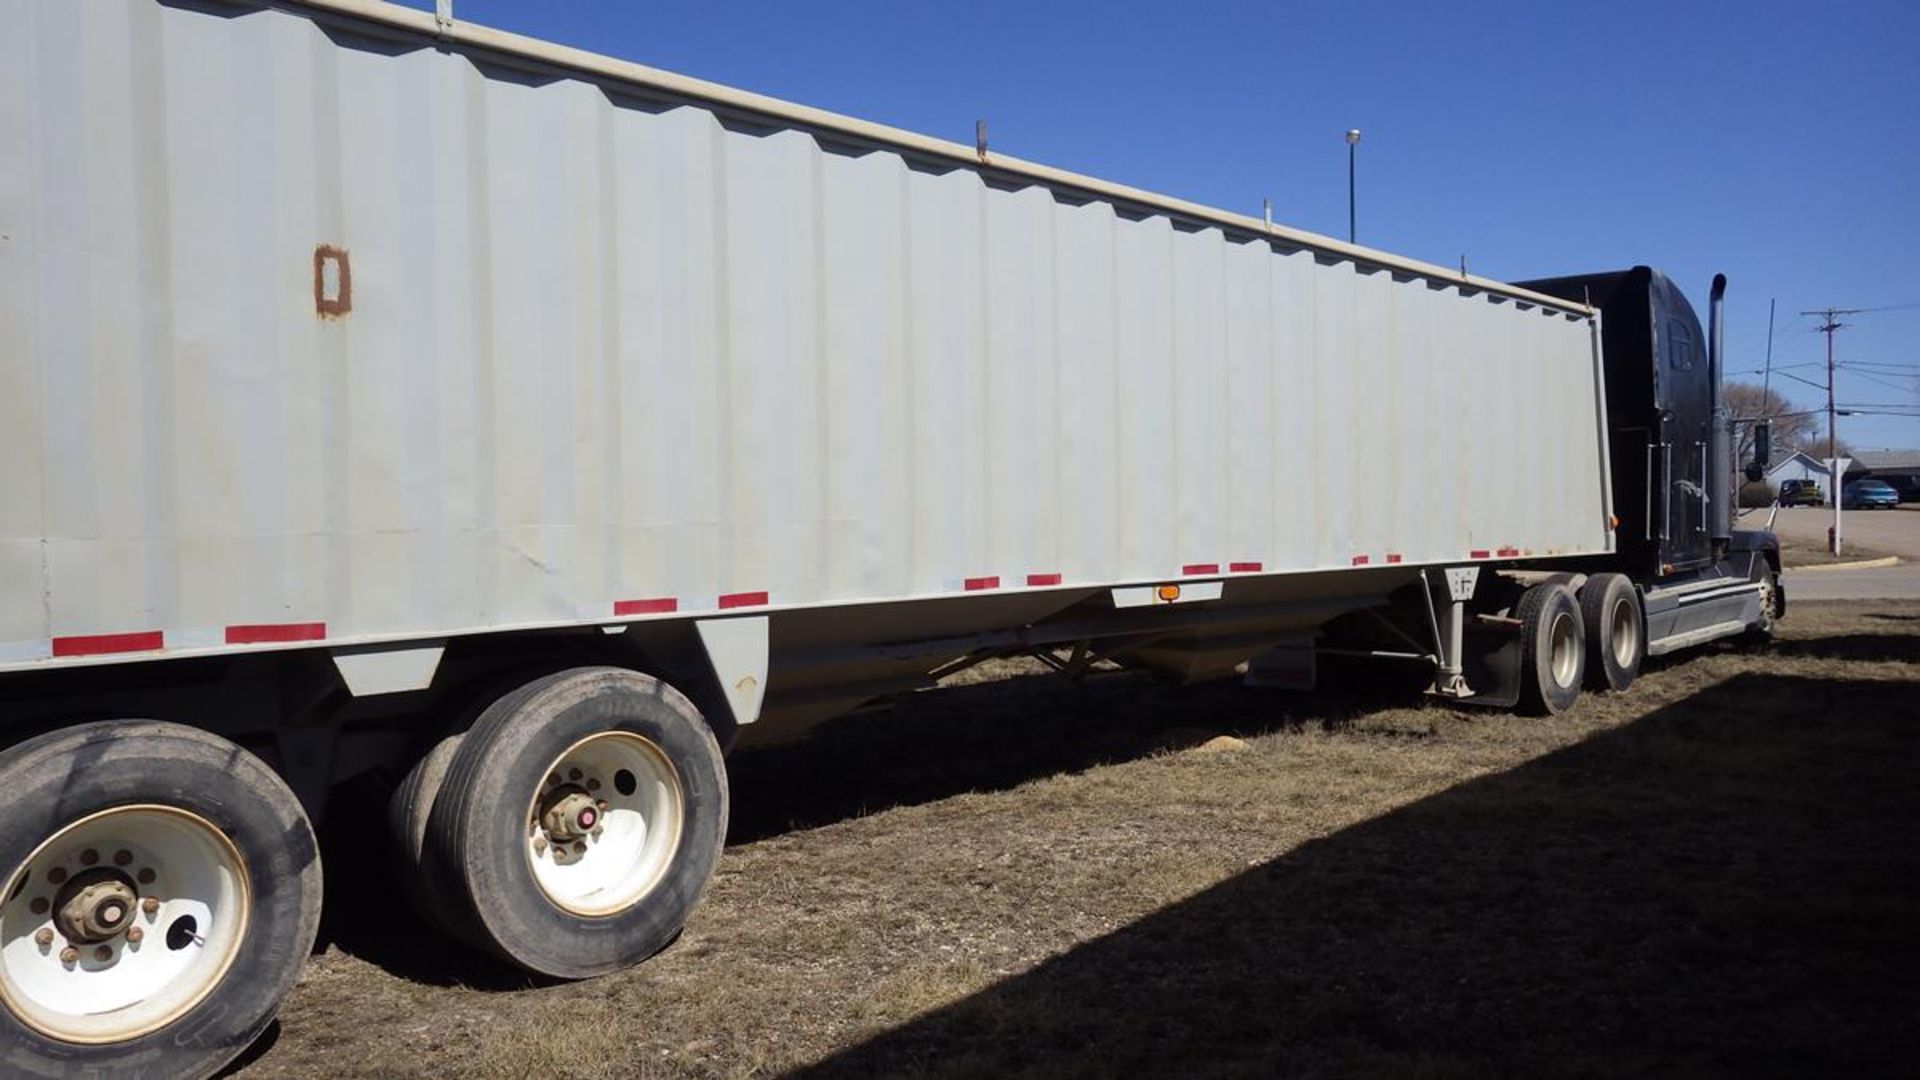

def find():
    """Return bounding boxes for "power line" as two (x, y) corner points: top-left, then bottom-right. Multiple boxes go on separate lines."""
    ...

(1842, 367), (1917, 394)
(1731, 361), (1823, 376)
(1770, 369), (1828, 391)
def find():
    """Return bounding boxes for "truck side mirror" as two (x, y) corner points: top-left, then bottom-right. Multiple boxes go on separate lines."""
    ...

(1745, 420), (1771, 483)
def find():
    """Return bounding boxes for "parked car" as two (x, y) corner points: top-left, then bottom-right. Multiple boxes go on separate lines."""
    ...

(1842, 479), (1901, 509)
(1778, 478), (1824, 507)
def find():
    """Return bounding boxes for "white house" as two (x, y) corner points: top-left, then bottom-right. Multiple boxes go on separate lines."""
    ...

(1765, 450), (1830, 489)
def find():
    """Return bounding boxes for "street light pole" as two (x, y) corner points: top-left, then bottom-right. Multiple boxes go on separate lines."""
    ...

(1345, 129), (1361, 243)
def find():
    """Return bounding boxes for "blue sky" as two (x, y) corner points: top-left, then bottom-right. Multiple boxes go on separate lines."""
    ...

(398, 0), (1920, 449)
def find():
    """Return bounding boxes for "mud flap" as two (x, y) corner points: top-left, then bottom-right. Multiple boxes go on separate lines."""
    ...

(1457, 620), (1524, 709)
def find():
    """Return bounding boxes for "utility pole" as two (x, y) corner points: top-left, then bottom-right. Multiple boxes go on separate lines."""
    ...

(1802, 306), (1861, 554)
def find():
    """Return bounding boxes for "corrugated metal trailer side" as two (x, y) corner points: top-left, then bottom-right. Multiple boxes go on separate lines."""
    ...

(0, 0), (1607, 674)
(4, 6), (1741, 1072)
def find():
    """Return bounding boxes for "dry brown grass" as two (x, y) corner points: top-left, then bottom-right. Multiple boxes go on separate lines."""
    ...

(236, 601), (1920, 1079)
(1775, 532), (1897, 568)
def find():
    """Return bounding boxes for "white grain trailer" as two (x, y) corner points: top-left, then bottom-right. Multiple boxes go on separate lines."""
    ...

(0, 1), (1781, 1075)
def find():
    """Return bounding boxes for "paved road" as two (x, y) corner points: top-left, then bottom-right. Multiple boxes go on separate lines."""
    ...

(1768, 504), (1920, 559)
(1761, 504), (1920, 600)
(1785, 562), (1920, 602)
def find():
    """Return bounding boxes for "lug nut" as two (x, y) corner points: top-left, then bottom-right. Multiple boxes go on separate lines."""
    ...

(597, 800), (609, 812)
(46, 867), (68, 885)
(94, 945), (113, 962)
(591, 825), (604, 840)
(29, 897), (49, 915)
(587, 778), (601, 791)
(136, 869), (155, 886)
(80, 849), (100, 866)
(532, 836), (548, 855)
(59, 947), (78, 966)
(113, 850), (133, 867)
(547, 773), (562, 787)
(142, 897), (161, 916)
(34, 928), (53, 947)
(575, 842), (589, 855)
(127, 927), (144, 945)
(568, 768), (583, 781)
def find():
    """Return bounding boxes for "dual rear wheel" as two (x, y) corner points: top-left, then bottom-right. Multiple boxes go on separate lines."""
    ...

(391, 667), (729, 978)
(1513, 573), (1645, 715)
(0, 666), (728, 1078)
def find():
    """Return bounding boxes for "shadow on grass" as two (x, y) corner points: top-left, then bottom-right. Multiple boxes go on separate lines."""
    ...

(795, 673), (1920, 1079)
(314, 658), (1423, 987)
(1763, 634), (1920, 664)
(725, 656), (1435, 844)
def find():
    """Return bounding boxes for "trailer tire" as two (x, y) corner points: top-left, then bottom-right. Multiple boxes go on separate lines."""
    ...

(422, 668), (727, 979)
(1578, 573), (1643, 692)
(0, 721), (321, 1080)
(388, 732), (466, 937)
(1516, 583), (1585, 715)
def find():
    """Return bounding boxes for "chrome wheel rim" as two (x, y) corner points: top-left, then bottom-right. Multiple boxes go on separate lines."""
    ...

(1549, 609), (1580, 688)
(1609, 594), (1640, 669)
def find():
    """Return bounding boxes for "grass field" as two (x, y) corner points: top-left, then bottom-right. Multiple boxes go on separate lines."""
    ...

(235, 601), (1920, 1079)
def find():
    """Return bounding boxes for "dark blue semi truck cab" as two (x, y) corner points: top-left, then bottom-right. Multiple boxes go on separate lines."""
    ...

(1522, 267), (1783, 653)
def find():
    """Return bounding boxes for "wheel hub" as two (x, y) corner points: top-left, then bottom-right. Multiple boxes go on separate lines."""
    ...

(53, 870), (139, 944)
(539, 789), (601, 842)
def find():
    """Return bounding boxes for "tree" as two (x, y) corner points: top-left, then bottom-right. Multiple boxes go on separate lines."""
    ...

(1724, 381), (1821, 466)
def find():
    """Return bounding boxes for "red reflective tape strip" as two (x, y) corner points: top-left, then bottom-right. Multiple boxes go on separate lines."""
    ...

(52, 631), (164, 657)
(718, 591), (768, 610)
(1351, 555), (1371, 566)
(1385, 554), (1403, 564)
(225, 622), (326, 645)
(964, 576), (1000, 591)
(613, 598), (676, 616)
(1026, 573), (1062, 586)
(1182, 563), (1219, 576)
(1470, 549), (1492, 559)
(1229, 561), (1262, 573)
(1497, 547), (1521, 557)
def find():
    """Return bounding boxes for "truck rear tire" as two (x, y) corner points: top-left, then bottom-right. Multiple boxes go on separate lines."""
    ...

(421, 668), (728, 979)
(0, 721), (321, 1080)
(1516, 583), (1585, 715)
(1578, 573), (1644, 692)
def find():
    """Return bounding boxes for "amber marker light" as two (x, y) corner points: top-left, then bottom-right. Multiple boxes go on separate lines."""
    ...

(1156, 585), (1182, 603)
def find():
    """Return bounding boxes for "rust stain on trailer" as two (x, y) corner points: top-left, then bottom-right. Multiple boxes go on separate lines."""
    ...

(313, 245), (352, 318)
